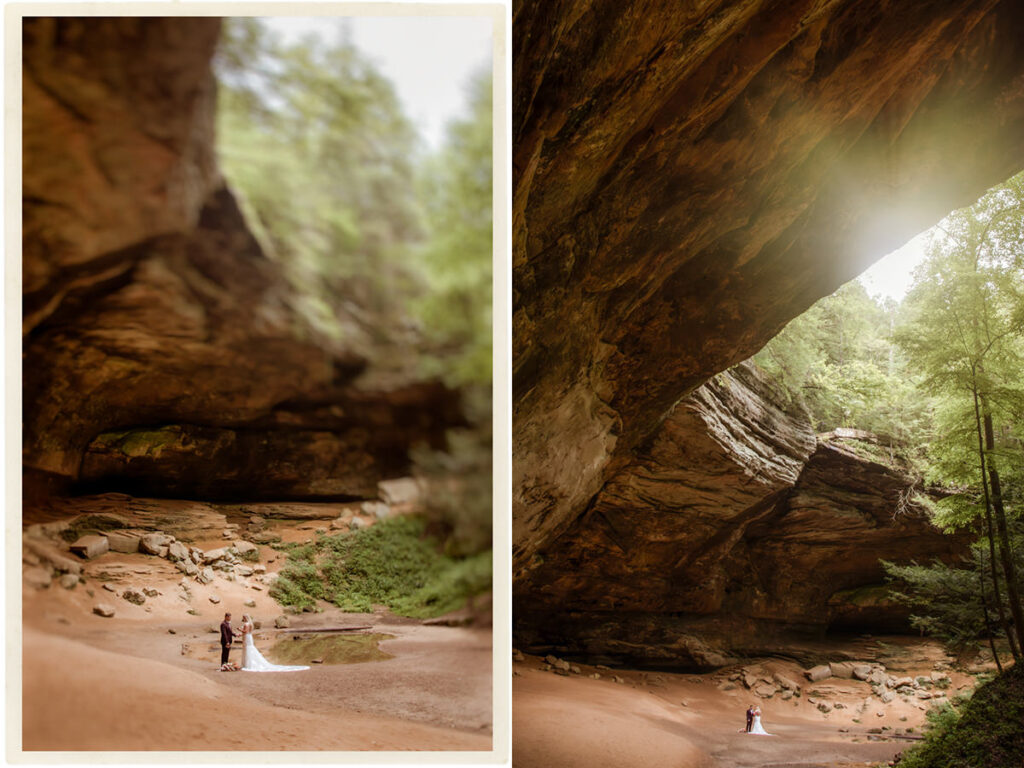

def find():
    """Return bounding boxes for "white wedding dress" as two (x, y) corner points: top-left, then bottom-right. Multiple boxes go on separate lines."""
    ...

(749, 714), (771, 735)
(241, 626), (309, 672)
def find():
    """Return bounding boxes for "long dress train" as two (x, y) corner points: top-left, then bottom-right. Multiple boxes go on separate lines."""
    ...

(241, 627), (309, 672)
(749, 715), (771, 735)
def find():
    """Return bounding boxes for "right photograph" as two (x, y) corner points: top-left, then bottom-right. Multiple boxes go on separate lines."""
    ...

(512, 3), (1024, 768)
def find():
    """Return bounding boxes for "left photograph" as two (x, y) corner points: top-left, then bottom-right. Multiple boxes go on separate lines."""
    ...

(18, 12), (495, 753)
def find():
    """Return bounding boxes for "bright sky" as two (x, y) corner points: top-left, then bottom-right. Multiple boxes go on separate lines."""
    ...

(858, 229), (932, 303)
(265, 15), (493, 151)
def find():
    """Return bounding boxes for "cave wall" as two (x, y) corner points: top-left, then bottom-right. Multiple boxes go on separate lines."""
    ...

(513, 363), (970, 667)
(513, 0), (1024, 575)
(21, 17), (460, 503)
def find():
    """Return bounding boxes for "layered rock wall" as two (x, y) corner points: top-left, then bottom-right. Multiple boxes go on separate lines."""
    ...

(22, 18), (461, 504)
(513, 363), (969, 667)
(513, 0), (1024, 574)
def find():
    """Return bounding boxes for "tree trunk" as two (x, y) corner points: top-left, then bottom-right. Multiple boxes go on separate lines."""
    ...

(983, 408), (1024, 659)
(972, 386), (1020, 660)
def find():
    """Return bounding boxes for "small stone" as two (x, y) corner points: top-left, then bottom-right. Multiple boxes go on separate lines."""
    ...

(167, 541), (189, 561)
(196, 567), (214, 585)
(93, 603), (115, 617)
(139, 533), (172, 555)
(613, 675), (624, 684)
(880, 690), (896, 703)
(852, 664), (873, 681)
(570, 665), (581, 674)
(877, 711), (885, 717)
(121, 588), (146, 605)
(817, 701), (833, 713)
(251, 584), (263, 591)
(203, 548), (228, 564)
(209, 595), (221, 604)
(244, 600), (256, 608)
(168, 628), (177, 634)
(311, 658), (324, 664)
(24, 567), (52, 589)
(143, 587), (159, 597)
(60, 573), (80, 590)
(275, 615), (290, 628)
(102, 583), (117, 592)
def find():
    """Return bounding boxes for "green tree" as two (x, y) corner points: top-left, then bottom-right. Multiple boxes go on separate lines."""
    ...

(897, 171), (1024, 664)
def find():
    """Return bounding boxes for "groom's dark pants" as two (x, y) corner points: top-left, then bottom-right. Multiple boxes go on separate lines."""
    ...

(221, 643), (230, 665)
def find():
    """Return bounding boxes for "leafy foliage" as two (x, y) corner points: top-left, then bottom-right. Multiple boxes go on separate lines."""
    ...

(214, 19), (492, 388)
(269, 516), (491, 618)
(894, 666), (1024, 768)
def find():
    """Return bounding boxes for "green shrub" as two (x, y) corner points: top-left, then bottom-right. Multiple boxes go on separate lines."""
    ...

(269, 516), (491, 618)
(895, 666), (1024, 768)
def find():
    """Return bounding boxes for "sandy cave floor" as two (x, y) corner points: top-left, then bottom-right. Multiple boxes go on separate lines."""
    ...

(20, 523), (492, 753)
(512, 638), (984, 768)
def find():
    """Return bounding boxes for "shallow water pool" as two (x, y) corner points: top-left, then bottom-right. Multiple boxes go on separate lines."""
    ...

(265, 632), (396, 665)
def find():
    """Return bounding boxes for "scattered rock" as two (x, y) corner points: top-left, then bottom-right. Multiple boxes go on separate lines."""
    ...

(720, 682), (737, 691)
(139, 533), (173, 555)
(880, 690), (896, 703)
(176, 559), (200, 576)
(203, 548), (228, 564)
(852, 664), (874, 681)
(360, 501), (390, 519)
(102, 583), (117, 592)
(311, 658), (324, 664)
(24, 567), (52, 589)
(780, 690), (793, 700)
(817, 701), (833, 713)
(143, 587), (159, 597)
(877, 711), (886, 717)
(93, 604), (115, 617)
(236, 565), (254, 577)
(754, 682), (777, 698)
(70, 535), (109, 560)
(196, 567), (214, 585)
(275, 615), (290, 628)
(121, 588), (146, 605)
(60, 573), (80, 589)
(168, 628), (176, 634)
(773, 673), (801, 691)
(233, 540), (258, 557)
(167, 541), (189, 561)
(806, 665), (832, 682)
(209, 595), (221, 604)
(612, 675), (624, 684)
(244, 600), (256, 608)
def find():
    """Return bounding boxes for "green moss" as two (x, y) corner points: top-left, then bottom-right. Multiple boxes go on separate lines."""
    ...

(895, 666), (1024, 768)
(96, 426), (183, 458)
(59, 515), (128, 543)
(269, 516), (491, 619)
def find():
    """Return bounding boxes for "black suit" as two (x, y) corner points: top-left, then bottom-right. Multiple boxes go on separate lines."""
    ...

(220, 620), (234, 665)
(746, 708), (754, 732)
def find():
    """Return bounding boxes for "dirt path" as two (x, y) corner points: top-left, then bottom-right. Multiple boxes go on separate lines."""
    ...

(513, 641), (975, 768)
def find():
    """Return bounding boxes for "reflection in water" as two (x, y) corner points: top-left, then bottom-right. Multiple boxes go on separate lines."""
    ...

(266, 632), (396, 665)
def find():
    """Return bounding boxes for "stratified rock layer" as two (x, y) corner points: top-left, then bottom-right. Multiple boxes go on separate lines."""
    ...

(22, 18), (461, 503)
(513, 364), (969, 668)
(513, 0), (1024, 573)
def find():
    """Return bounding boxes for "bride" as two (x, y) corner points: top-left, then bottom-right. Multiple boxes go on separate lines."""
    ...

(240, 614), (309, 672)
(749, 706), (772, 735)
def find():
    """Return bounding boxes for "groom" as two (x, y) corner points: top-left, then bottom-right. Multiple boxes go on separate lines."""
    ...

(745, 704), (755, 733)
(220, 612), (240, 668)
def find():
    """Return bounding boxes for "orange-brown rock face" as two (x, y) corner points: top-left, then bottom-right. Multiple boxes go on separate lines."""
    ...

(22, 18), (460, 502)
(513, 364), (969, 667)
(513, 0), (1024, 575)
